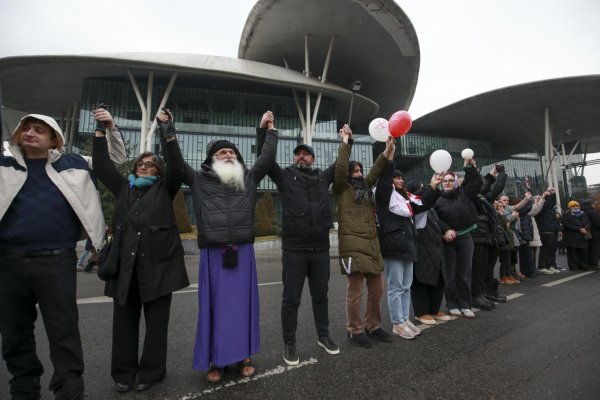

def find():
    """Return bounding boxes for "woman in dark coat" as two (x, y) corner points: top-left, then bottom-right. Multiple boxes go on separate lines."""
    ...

(562, 200), (591, 270)
(93, 110), (189, 393)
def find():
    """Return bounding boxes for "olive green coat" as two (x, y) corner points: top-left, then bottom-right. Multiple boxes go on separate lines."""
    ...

(333, 142), (386, 275)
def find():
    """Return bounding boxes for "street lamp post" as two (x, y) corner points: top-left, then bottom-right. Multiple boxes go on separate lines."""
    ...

(347, 80), (362, 126)
(543, 129), (575, 186)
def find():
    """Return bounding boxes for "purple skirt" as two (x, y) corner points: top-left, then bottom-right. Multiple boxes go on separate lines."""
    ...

(192, 243), (260, 370)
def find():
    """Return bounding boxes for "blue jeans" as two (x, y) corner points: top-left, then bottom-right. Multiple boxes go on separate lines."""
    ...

(383, 258), (413, 324)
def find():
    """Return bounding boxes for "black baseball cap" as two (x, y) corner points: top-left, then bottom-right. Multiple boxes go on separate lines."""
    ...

(293, 144), (315, 157)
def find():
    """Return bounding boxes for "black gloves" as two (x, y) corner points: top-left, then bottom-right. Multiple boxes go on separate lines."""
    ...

(156, 109), (176, 140)
(95, 103), (108, 134)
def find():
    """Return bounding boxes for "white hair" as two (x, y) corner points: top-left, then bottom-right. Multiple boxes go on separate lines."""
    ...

(212, 157), (246, 191)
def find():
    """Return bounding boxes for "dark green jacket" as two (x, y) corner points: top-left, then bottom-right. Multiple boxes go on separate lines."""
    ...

(333, 141), (386, 275)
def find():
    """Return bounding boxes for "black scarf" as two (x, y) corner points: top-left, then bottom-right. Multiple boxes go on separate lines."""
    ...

(349, 178), (374, 205)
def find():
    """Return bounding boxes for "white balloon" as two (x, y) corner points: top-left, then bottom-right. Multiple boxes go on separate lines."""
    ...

(429, 150), (452, 173)
(368, 118), (390, 142)
(461, 148), (474, 159)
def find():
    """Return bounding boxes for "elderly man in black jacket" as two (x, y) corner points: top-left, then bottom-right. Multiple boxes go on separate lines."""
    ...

(165, 110), (278, 383)
(256, 125), (340, 366)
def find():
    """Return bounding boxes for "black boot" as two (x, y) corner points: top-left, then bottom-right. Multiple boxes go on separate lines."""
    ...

(472, 296), (493, 311)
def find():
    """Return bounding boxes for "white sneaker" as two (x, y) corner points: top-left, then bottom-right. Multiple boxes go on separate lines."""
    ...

(449, 309), (462, 317)
(405, 320), (422, 335)
(392, 323), (416, 340)
(549, 267), (561, 273)
(461, 309), (476, 319)
(539, 268), (554, 275)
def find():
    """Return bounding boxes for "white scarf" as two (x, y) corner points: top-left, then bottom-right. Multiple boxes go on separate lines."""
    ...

(389, 186), (422, 218)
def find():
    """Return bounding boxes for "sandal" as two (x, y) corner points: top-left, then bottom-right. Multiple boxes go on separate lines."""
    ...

(238, 357), (256, 378)
(206, 365), (224, 383)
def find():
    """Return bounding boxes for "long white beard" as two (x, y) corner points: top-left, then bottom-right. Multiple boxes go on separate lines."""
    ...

(212, 157), (246, 191)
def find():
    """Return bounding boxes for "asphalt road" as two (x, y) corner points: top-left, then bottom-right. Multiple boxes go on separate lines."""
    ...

(1, 249), (599, 400)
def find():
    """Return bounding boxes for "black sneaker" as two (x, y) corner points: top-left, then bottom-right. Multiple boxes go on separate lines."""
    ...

(317, 336), (340, 355)
(283, 344), (299, 366)
(348, 332), (373, 348)
(365, 327), (393, 343)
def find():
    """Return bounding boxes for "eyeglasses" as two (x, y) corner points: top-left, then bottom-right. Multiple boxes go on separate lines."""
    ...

(136, 161), (156, 169)
(442, 179), (455, 183)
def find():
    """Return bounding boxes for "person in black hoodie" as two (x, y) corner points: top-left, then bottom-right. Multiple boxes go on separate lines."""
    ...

(433, 158), (483, 319)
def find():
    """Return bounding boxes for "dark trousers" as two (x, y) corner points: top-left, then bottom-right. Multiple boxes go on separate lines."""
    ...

(0, 250), (83, 400)
(566, 247), (588, 270)
(281, 250), (330, 345)
(499, 249), (512, 277)
(411, 273), (445, 316)
(111, 277), (172, 385)
(518, 244), (534, 276)
(471, 243), (489, 297)
(484, 246), (500, 293)
(443, 233), (474, 310)
(589, 238), (600, 267)
(539, 232), (557, 268)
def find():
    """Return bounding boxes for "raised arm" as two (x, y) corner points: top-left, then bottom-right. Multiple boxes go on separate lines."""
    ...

(462, 158), (483, 200)
(333, 125), (352, 194)
(252, 111), (279, 183)
(92, 105), (127, 165)
(256, 111), (283, 186)
(365, 135), (394, 189)
(156, 109), (184, 198)
(92, 134), (125, 197)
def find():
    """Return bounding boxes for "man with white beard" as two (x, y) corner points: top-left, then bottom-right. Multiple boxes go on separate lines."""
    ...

(159, 110), (278, 383)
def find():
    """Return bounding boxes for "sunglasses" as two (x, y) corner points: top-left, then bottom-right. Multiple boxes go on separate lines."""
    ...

(442, 179), (455, 183)
(136, 161), (157, 169)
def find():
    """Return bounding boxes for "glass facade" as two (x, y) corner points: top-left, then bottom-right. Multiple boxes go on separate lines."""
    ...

(72, 77), (569, 222)
(74, 78), (376, 223)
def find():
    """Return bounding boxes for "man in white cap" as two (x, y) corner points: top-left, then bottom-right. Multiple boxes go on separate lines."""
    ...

(0, 112), (125, 399)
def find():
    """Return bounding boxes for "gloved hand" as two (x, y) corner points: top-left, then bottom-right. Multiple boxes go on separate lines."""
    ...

(95, 103), (108, 134)
(156, 108), (175, 139)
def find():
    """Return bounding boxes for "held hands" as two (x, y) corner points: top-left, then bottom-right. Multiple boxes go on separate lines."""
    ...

(443, 229), (457, 242)
(93, 104), (115, 135)
(430, 172), (444, 189)
(463, 158), (476, 168)
(260, 111), (275, 130)
(156, 108), (176, 140)
(339, 124), (352, 144)
(383, 135), (395, 159)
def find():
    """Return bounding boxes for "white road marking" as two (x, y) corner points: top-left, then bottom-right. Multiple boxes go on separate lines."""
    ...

(176, 358), (318, 399)
(505, 292), (525, 300)
(542, 271), (595, 287)
(76, 281), (283, 305)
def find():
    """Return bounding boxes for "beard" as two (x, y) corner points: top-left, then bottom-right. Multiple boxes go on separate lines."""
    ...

(294, 159), (313, 170)
(212, 157), (246, 191)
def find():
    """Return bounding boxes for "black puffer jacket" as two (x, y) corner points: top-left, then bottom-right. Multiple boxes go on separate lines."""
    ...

(176, 129), (278, 248)
(376, 161), (440, 261)
(257, 128), (334, 252)
(472, 172), (507, 244)
(434, 165), (483, 233)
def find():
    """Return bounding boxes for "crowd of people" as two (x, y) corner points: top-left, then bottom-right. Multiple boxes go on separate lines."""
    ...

(1, 108), (599, 399)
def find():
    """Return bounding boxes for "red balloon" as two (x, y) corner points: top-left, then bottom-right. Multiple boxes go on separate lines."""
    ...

(388, 110), (412, 138)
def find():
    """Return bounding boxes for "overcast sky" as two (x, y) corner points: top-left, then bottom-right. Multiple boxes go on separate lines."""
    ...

(1, 0), (599, 184)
